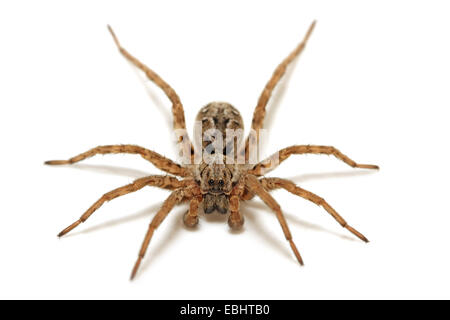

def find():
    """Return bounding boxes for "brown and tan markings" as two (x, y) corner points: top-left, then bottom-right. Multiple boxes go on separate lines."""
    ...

(46, 21), (378, 279)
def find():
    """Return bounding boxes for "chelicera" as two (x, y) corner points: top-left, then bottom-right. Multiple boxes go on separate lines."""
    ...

(46, 21), (378, 279)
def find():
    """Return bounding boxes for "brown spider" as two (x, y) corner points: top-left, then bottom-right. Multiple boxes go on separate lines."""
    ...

(45, 21), (378, 280)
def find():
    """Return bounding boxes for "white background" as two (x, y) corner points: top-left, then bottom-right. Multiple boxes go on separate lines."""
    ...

(1, 0), (449, 299)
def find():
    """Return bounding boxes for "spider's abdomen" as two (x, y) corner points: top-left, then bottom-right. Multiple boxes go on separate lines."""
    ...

(194, 102), (244, 154)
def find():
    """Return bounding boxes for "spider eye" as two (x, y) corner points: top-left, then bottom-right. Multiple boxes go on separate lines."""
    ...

(208, 179), (214, 186)
(218, 180), (224, 186)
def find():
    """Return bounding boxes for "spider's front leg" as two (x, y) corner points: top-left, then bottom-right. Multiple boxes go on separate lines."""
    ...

(249, 145), (379, 176)
(245, 174), (304, 265)
(131, 189), (185, 279)
(131, 184), (201, 279)
(260, 177), (369, 242)
(57, 175), (189, 237)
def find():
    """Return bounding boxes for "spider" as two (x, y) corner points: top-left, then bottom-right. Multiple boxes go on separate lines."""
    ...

(45, 21), (379, 280)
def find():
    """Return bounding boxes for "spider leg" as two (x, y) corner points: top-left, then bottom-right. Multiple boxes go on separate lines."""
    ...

(57, 175), (188, 237)
(183, 194), (202, 228)
(245, 174), (304, 265)
(261, 177), (368, 242)
(228, 178), (246, 229)
(107, 26), (194, 155)
(45, 144), (189, 177)
(240, 189), (255, 202)
(244, 21), (316, 159)
(228, 194), (245, 230)
(131, 189), (185, 280)
(249, 145), (379, 176)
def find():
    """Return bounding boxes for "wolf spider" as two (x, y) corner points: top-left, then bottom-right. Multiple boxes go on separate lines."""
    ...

(46, 21), (378, 279)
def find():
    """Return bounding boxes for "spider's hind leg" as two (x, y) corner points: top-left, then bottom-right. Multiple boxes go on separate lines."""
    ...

(107, 25), (194, 154)
(244, 21), (316, 159)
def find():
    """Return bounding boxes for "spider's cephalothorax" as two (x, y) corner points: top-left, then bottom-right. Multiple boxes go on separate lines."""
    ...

(46, 22), (379, 280)
(196, 160), (240, 215)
